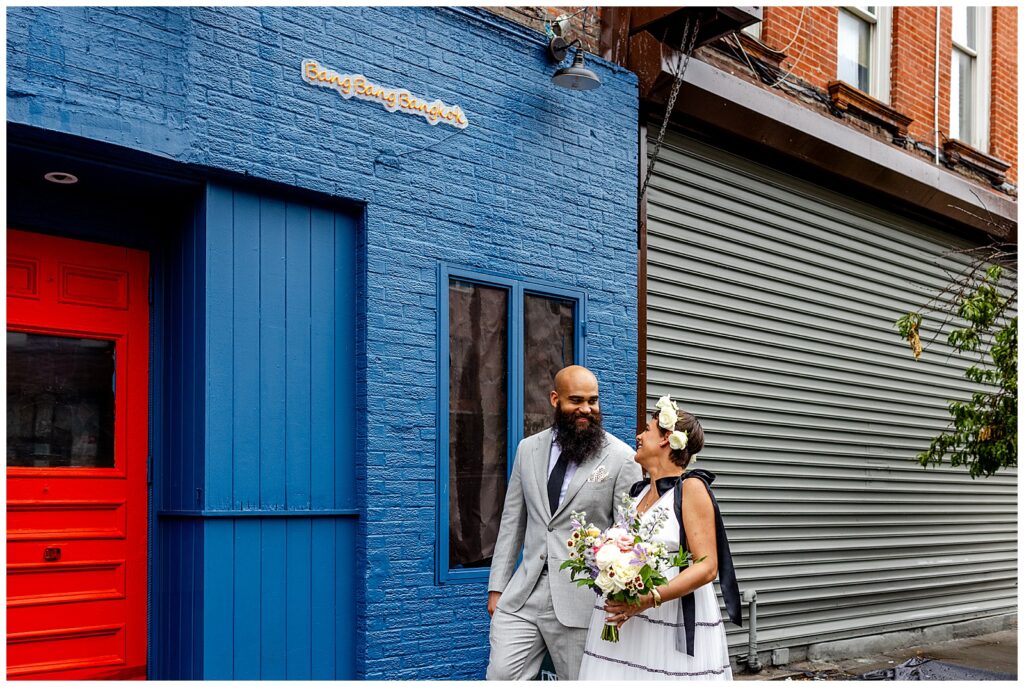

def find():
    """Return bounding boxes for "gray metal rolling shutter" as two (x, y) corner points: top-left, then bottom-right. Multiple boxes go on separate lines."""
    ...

(645, 132), (1017, 660)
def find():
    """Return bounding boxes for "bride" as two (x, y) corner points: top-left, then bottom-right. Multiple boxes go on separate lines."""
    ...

(578, 397), (741, 680)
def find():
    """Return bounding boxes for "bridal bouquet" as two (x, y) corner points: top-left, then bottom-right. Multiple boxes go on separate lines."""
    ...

(560, 494), (695, 642)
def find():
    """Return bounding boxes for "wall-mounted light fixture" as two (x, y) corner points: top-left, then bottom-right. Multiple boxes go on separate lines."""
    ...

(548, 37), (601, 91)
(43, 172), (78, 184)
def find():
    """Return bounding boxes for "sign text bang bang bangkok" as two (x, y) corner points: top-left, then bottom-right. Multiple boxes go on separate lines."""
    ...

(302, 60), (469, 129)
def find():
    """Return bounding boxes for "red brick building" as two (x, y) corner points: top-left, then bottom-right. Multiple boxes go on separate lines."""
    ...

(754, 6), (1016, 183)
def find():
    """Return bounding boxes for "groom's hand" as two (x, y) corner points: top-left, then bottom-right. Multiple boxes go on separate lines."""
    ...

(487, 591), (501, 617)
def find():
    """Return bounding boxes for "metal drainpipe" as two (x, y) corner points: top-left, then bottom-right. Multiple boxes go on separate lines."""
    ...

(934, 6), (941, 163)
(743, 589), (762, 672)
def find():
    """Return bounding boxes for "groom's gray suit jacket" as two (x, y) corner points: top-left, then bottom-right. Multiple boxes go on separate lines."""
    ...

(488, 427), (641, 628)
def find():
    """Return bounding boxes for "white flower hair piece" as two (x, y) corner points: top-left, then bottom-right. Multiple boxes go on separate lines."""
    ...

(656, 394), (679, 431)
(655, 395), (678, 412)
(668, 430), (688, 451)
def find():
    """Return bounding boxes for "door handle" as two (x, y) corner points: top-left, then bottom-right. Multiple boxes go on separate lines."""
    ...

(43, 547), (61, 561)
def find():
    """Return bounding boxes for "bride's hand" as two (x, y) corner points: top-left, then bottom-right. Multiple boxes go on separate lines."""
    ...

(604, 595), (654, 628)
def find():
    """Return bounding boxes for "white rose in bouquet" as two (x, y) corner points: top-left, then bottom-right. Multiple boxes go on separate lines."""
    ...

(611, 556), (639, 588)
(595, 542), (622, 567)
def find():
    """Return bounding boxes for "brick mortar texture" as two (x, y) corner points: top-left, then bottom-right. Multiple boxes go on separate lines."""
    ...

(7, 6), (639, 680)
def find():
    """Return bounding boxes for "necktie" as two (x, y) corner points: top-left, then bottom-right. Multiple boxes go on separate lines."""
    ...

(547, 451), (570, 515)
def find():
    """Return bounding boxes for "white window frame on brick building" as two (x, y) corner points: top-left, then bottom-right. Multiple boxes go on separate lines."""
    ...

(837, 6), (892, 103)
(950, 6), (992, 151)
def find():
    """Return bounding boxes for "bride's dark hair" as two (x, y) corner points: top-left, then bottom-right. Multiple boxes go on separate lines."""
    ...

(652, 409), (704, 469)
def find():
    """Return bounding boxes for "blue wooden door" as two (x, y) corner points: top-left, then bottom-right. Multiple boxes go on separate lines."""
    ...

(162, 184), (359, 679)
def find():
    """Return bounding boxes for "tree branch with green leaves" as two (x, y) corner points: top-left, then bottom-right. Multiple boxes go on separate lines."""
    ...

(896, 245), (1017, 479)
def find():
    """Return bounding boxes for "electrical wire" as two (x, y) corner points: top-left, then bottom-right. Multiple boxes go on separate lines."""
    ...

(736, 7), (811, 90)
(731, 34), (767, 82)
(533, 6), (591, 37)
(553, 7), (589, 24)
(393, 127), (466, 158)
(761, 15), (813, 90)
(730, 31), (833, 110)
(501, 6), (595, 46)
(374, 126), (468, 168)
(577, 7), (591, 38)
(762, 6), (807, 55)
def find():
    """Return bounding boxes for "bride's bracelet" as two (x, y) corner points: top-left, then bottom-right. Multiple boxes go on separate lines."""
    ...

(650, 586), (663, 608)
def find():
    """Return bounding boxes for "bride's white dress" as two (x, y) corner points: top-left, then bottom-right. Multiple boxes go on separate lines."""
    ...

(578, 484), (733, 680)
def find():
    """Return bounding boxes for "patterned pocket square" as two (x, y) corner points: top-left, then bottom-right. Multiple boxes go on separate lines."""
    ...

(587, 465), (609, 483)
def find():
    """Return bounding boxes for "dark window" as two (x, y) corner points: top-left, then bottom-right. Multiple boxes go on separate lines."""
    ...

(523, 294), (575, 439)
(7, 332), (116, 468)
(440, 268), (583, 581)
(448, 280), (509, 570)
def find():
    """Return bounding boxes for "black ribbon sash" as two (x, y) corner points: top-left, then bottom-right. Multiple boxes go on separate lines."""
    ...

(629, 469), (742, 656)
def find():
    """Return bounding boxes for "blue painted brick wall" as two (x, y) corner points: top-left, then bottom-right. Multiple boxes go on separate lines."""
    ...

(7, 6), (638, 679)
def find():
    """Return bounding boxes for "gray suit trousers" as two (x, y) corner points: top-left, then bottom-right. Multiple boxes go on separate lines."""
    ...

(486, 571), (588, 681)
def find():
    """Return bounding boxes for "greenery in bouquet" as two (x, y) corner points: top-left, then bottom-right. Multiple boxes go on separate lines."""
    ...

(560, 493), (696, 641)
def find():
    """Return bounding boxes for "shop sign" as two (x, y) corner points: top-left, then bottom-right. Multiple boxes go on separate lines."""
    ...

(302, 60), (469, 129)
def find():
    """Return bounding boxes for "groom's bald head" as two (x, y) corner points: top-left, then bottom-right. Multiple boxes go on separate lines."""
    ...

(553, 365), (598, 397)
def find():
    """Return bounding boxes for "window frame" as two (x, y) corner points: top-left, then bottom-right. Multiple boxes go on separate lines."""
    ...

(838, 6), (892, 103)
(950, 6), (992, 151)
(436, 263), (586, 584)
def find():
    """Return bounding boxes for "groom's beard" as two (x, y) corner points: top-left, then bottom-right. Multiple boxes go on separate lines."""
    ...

(553, 406), (604, 466)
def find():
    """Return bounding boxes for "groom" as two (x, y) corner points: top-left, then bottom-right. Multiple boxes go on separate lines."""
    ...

(486, 365), (641, 680)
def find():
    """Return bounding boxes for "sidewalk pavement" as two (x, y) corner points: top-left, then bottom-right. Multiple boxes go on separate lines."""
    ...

(735, 625), (1017, 681)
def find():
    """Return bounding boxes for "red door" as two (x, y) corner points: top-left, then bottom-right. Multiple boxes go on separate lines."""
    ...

(7, 229), (149, 680)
